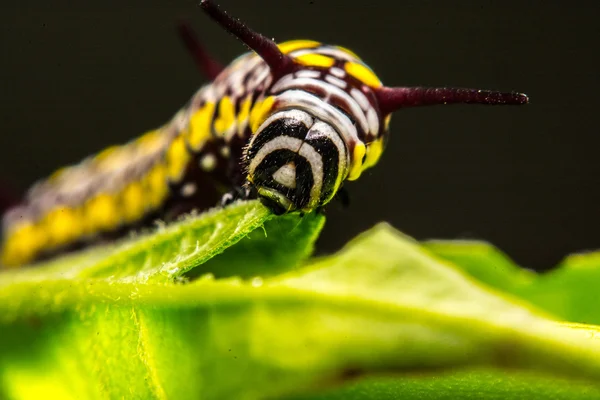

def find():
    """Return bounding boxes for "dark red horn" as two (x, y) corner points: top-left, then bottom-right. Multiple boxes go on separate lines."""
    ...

(176, 19), (224, 80)
(200, 0), (295, 78)
(376, 86), (529, 115)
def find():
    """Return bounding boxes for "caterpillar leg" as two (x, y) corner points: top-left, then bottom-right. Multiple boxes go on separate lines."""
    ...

(176, 19), (224, 80)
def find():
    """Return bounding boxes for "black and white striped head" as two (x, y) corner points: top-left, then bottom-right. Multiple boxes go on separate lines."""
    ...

(244, 110), (347, 214)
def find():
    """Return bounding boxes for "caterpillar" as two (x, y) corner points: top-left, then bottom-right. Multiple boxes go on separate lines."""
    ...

(0, 0), (528, 267)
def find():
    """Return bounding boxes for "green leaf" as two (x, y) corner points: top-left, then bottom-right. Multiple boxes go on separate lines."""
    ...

(422, 240), (536, 293)
(0, 200), (325, 320)
(2, 205), (600, 400)
(424, 240), (600, 325)
(521, 251), (600, 325)
(286, 371), (600, 400)
(186, 209), (325, 280)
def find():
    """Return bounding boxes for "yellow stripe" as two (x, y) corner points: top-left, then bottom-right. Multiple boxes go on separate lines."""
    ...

(166, 135), (190, 181)
(278, 40), (320, 54)
(143, 163), (168, 209)
(84, 193), (120, 233)
(237, 95), (253, 135)
(213, 96), (235, 136)
(41, 206), (82, 248)
(250, 96), (276, 133)
(294, 53), (335, 68)
(363, 137), (385, 170)
(347, 142), (366, 181)
(345, 61), (382, 88)
(186, 102), (215, 151)
(1, 222), (46, 267)
(121, 181), (146, 223)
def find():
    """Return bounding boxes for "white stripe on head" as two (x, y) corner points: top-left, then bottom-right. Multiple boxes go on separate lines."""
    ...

(306, 121), (349, 187)
(366, 108), (379, 137)
(295, 70), (322, 79)
(330, 67), (346, 78)
(248, 136), (302, 175)
(325, 75), (347, 89)
(351, 88), (379, 136)
(253, 108), (315, 136)
(296, 142), (324, 206)
(350, 88), (370, 110)
(272, 76), (368, 134)
(273, 90), (359, 145)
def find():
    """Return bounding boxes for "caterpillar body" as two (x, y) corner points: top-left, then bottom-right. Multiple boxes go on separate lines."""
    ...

(0, 1), (528, 267)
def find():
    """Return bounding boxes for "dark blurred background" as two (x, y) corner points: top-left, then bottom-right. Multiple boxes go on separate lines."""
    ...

(1, 1), (598, 271)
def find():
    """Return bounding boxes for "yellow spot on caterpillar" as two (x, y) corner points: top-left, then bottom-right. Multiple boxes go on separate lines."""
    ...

(345, 61), (382, 88)
(187, 102), (215, 151)
(166, 135), (190, 182)
(214, 96), (236, 136)
(278, 40), (320, 54)
(121, 181), (145, 223)
(363, 137), (385, 170)
(294, 53), (335, 68)
(84, 194), (120, 233)
(347, 142), (366, 181)
(1, 222), (45, 267)
(250, 96), (276, 133)
(249, 99), (263, 132)
(42, 206), (82, 248)
(143, 163), (168, 208)
(237, 95), (253, 135)
(335, 45), (361, 60)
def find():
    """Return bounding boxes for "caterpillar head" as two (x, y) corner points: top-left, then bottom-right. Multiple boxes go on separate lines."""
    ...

(201, 0), (528, 215)
(244, 109), (347, 214)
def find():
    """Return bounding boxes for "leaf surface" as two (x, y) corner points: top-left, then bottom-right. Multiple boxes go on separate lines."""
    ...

(2, 204), (600, 399)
